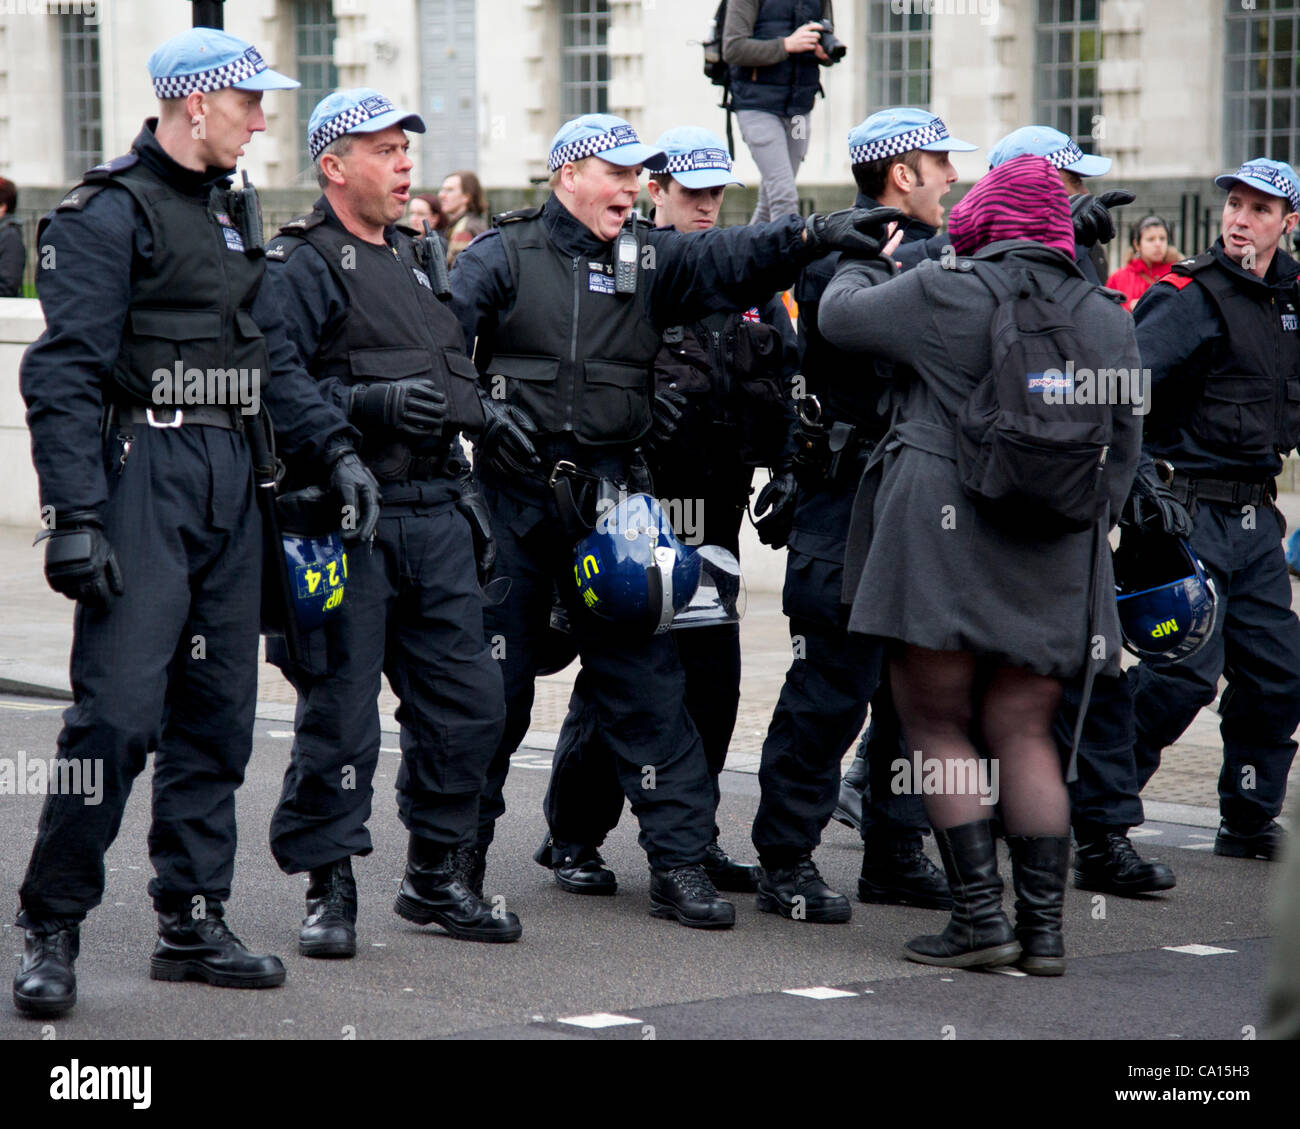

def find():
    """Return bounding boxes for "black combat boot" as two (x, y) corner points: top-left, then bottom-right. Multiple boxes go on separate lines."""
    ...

(1073, 829), (1176, 894)
(150, 907), (286, 988)
(649, 864), (735, 929)
(756, 855), (851, 923)
(395, 834), (522, 942)
(534, 832), (617, 895)
(1006, 835), (1071, 976)
(903, 821), (1020, 969)
(448, 844), (487, 900)
(832, 746), (869, 832)
(13, 925), (79, 1018)
(299, 857), (357, 958)
(702, 837), (761, 893)
(1214, 819), (1285, 861)
(859, 830), (954, 909)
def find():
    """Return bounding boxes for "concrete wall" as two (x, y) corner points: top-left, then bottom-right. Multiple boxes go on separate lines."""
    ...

(0, 299), (43, 528)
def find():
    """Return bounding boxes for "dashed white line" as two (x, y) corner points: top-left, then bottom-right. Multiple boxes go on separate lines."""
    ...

(783, 986), (858, 1000)
(1163, 944), (1237, 956)
(557, 1012), (644, 1028)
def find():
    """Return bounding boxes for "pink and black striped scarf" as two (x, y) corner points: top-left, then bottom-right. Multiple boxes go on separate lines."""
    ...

(946, 153), (1076, 259)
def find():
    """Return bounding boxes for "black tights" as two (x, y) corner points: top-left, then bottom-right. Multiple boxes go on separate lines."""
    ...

(889, 645), (1069, 836)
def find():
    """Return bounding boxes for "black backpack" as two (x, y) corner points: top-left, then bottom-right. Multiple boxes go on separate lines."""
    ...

(954, 260), (1117, 535)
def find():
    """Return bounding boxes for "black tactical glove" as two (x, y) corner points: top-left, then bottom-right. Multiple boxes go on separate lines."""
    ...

(323, 442), (381, 542)
(35, 510), (124, 612)
(478, 397), (541, 479)
(455, 479), (497, 586)
(1122, 459), (1192, 539)
(752, 471), (797, 549)
(649, 388), (687, 448)
(347, 379), (448, 435)
(1069, 189), (1136, 248)
(804, 206), (905, 260)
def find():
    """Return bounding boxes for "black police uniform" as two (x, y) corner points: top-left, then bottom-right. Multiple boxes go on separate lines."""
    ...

(260, 198), (505, 874)
(17, 122), (356, 929)
(540, 292), (799, 859)
(1123, 239), (1300, 838)
(751, 194), (930, 872)
(449, 194), (811, 874)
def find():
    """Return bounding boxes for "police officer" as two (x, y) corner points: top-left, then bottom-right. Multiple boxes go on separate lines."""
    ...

(751, 109), (974, 921)
(450, 113), (888, 928)
(260, 89), (519, 955)
(1124, 159), (1300, 860)
(12, 29), (380, 1018)
(534, 127), (798, 896)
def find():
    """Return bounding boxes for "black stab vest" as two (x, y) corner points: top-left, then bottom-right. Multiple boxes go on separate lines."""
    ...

(488, 210), (661, 447)
(276, 210), (484, 452)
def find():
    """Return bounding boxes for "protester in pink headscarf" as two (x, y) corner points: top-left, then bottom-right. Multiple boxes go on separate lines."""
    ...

(817, 153), (1143, 978)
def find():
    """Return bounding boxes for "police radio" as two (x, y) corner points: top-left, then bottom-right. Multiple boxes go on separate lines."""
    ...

(417, 221), (453, 301)
(614, 214), (639, 295)
(227, 170), (264, 254)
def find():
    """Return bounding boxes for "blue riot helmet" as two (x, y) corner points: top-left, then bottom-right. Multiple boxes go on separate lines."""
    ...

(275, 486), (348, 634)
(571, 494), (744, 634)
(1113, 527), (1217, 662)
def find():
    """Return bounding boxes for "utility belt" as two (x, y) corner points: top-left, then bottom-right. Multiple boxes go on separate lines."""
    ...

(366, 439), (467, 485)
(117, 404), (245, 431)
(1167, 469), (1276, 509)
(534, 451), (652, 540)
(791, 395), (878, 492)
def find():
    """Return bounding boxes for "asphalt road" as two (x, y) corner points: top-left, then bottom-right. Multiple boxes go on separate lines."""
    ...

(0, 694), (1285, 1042)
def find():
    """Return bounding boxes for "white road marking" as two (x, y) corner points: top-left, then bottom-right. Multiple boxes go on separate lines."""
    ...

(1163, 944), (1237, 956)
(557, 1012), (643, 1028)
(267, 730), (294, 738)
(782, 986), (858, 999)
(1127, 828), (1162, 839)
(1178, 843), (1216, 851)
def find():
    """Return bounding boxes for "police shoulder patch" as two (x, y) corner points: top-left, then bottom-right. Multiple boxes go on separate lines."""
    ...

(1170, 250), (1216, 277)
(83, 153), (139, 182)
(264, 235), (306, 262)
(53, 184), (108, 212)
(1158, 273), (1199, 292)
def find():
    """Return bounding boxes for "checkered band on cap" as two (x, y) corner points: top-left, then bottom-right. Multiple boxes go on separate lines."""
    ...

(1044, 139), (1086, 170)
(309, 94), (398, 160)
(152, 45), (268, 99)
(1237, 162), (1300, 213)
(548, 123), (641, 171)
(664, 147), (732, 174)
(850, 116), (949, 165)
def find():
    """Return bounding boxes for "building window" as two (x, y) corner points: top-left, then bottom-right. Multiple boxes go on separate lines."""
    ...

(295, 0), (339, 149)
(1225, 1), (1299, 168)
(1035, 0), (1101, 154)
(59, 13), (101, 180)
(868, 0), (932, 111)
(561, 0), (609, 117)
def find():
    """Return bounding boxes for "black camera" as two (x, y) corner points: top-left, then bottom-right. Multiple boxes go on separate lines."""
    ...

(816, 19), (847, 64)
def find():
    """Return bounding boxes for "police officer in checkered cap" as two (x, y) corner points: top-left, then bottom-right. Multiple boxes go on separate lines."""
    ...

(13, 28), (381, 1018)
(448, 111), (901, 929)
(259, 88), (521, 952)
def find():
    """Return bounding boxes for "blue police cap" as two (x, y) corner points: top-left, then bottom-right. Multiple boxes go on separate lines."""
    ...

(307, 88), (426, 161)
(653, 126), (743, 189)
(548, 114), (666, 173)
(848, 108), (977, 165)
(989, 126), (1111, 177)
(1215, 158), (1300, 214)
(148, 28), (298, 100)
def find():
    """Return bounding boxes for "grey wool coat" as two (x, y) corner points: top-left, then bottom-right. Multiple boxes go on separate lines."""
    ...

(818, 240), (1143, 680)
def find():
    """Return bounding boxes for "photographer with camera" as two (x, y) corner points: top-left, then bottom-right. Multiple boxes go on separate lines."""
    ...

(723, 1), (843, 224)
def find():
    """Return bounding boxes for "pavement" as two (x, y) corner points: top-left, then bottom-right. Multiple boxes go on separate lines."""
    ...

(0, 509), (1297, 1045)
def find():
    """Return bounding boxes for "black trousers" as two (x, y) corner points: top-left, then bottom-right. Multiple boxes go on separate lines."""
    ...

(268, 500), (504, 873)
(1055, 671), (1145, 836)
(19, 424), (262, 924)
(1130, 501), (1300, 828)
(751, 482), (925, 869)
(478, 481), (715, 871)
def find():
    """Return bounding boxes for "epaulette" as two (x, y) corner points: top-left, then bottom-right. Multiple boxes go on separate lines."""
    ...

(277, 210), (327, 237)
(1168, 250), (1216, 278)
(491, 205), (543, 228)
(82, 153), (139, 183)
(52, 183), (108, 213)
(1158, 274), (1198, 292)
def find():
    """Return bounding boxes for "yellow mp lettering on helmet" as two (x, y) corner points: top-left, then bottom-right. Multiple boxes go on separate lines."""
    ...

(582, 588), (600, 607)
(582, 554), (600, 579)
(1150, 618), (1180, 639)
